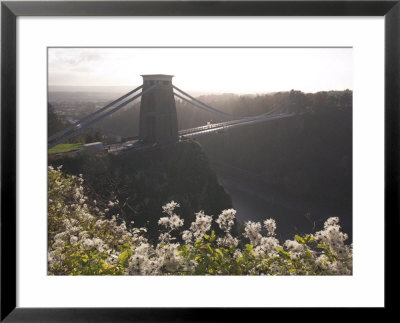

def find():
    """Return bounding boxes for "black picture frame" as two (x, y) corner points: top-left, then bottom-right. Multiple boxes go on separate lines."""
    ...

(1, 1), (399, 321)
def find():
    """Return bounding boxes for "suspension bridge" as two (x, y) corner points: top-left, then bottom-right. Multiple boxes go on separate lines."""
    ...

(48, 74), (299, 152)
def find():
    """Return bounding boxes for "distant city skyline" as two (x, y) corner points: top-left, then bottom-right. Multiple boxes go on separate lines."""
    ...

(48, 47), (352, 94)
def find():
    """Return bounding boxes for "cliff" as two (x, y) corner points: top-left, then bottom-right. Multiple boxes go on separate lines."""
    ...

(48, 140), (233, 242)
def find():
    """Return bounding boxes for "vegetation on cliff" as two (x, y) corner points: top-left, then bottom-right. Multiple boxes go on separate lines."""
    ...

(48, 166), (352, 275)
(48, 140), (233, 242)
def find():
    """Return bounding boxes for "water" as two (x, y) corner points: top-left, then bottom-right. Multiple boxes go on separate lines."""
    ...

(211, 161), (352, 243)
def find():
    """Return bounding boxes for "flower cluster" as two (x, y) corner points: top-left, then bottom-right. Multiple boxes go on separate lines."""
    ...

(48, 166), (353, 276)
(313, 217), (352, 275)
(189, 211), (213, 240)
(264, 218), (277, 237)
(215, 209), (238, 248)
(243, 221), (262, 246)
(158, 201), (184, 231)
(48, 166), (138, 275)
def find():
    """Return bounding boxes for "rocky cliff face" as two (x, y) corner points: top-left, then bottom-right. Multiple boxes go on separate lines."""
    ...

(49, 140), (233, 242)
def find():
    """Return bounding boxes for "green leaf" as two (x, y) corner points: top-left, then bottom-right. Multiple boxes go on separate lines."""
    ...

(216, 248), (224, 258)
(295, 235), (304, 244)
(81, 254), (89, 263)
(277, 246), (291, 260)
(118, 249), (132, 267)
(200, 243), (209, 250)
(304, 249), (312, 259)
(178, 244), (189, 255)
(210, 230), (216, 242)
(245, 244), (254, 256)
(304, 235), (315, 243)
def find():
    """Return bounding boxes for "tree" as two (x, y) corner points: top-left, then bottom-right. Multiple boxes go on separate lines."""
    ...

(48, 103), (67, 136)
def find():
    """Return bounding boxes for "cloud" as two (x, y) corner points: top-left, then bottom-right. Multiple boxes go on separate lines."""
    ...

(64, 51), (102, 65)
(48, 48), (104, 71)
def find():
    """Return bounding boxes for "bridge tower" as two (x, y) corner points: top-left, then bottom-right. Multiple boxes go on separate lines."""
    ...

(139, 74), (178, 144)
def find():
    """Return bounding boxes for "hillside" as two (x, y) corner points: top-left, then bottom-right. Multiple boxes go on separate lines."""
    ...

(48, 140), (233, 242)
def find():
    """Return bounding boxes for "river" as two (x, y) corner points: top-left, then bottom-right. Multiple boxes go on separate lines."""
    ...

(209, 159), (352, 242)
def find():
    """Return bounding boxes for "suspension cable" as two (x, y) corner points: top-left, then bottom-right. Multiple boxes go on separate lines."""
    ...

(173, 85), (239, 119)
(48, 84), (157, 149)
(174, 85), (286, 120)
(48, 85), (143, 142)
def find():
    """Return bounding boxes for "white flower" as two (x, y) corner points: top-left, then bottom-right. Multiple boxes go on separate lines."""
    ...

(217, 233), (238, 247)
(324, 217), (339, 229)
(158, 217), (170, 228)
(162, 200), (180, 216)
(54, 232), (68, 241)
(52, 239), (65, 249)
(243, 221), (262, 246)
(158, 202), (184, 231)
(284, 239), (303, 252)
(156, 243), (183, 273)
(82, 239), (94, 249)
(134, 243), (153, 258)
(216, 209), (236, 233)
(254, 237), (279, 257)
(93, 238), (106, 252)
(158, 232), (173, 244)
(284, 239), (305, 260)
(182, 230), (193, 243)
(190, 211), (213, 239)
(315, 254), (328, 266)
(158, 215), (184, 231)
(263, 218), (277, 237)
(314, 217), (349, 257)
(233, 249), (243, 259)
(129, 243), (157, 275)
(78, 231), (89, 239)
(169, 215), (184, 230)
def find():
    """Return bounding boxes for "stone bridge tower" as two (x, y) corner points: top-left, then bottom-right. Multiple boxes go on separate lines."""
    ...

(139, 74), (178, 144)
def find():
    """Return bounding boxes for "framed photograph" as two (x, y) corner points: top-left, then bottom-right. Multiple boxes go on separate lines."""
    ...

(1, 0), (399, 320)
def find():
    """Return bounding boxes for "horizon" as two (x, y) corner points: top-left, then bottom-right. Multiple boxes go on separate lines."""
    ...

(48, 84), (352, 96)
(48, 48), (352, 94)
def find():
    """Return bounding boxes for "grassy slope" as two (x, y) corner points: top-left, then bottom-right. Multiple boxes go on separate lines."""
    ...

(48, 143), (83, 155)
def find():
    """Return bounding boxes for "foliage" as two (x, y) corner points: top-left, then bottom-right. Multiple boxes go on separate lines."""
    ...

(48, 166), (145, 275)
(48, 102), (104, 146)
(48, 167), (352, 275)
(48, 140), (233, 243)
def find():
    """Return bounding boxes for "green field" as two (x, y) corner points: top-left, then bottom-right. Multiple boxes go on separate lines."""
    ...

(48, 143), (83, 155)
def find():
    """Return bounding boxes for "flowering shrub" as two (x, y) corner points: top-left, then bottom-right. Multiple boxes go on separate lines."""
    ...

(48, 166), (352, 275)
(48, 166), (145, 275)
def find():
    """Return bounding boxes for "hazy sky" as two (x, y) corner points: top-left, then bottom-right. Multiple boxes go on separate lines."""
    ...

(48, 47), (352, 94)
